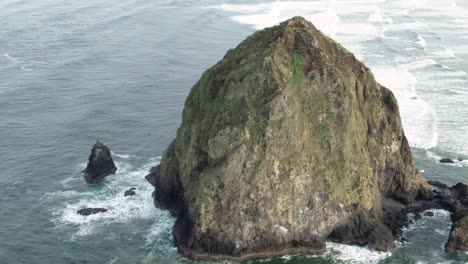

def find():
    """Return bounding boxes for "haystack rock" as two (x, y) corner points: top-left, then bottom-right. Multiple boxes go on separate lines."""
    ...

(83, 140), (117, 184)
(147, 17), (433, 260)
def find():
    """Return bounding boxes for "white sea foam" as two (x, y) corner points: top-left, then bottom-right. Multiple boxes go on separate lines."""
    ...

(336, 23), (380, 40)
(145, 213), (175, 247)
(426, 150), (441, 161)
(404, 209), (451, 234)
(51, 157), (160, 237)
(429, 47), (456, 59)
(112, 152), (131, 159)
(426, 150), (468, 167)
(368, 8), (393, 24)
(326, 242), (391, 263)
(387, 21), (428, 31)
(399, 0), (458, 10)
(309, 9), (340, 37)
(404, 58), (437, 70)
(416, 34), (426, 46)
(425, 209), (451, 218)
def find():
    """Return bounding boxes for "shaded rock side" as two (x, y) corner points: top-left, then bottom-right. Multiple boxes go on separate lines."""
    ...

(148, 17), (432, 260)
(446, 216), (468, 253)
(83, 140), (117, 184)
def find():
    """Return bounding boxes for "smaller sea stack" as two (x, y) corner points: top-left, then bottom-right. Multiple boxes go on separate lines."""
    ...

(83, 140), (117, 183)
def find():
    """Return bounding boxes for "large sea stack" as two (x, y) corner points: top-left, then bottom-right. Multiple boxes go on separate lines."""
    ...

(147, 17), (432, 260)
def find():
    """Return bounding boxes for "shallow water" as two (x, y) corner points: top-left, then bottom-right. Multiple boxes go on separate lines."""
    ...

(0, 0), (467, 263)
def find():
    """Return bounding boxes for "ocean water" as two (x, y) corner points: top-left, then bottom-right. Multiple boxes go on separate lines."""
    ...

(0, 0), (467, 263)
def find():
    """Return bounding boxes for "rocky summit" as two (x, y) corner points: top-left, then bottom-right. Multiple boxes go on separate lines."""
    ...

(147, 17), (433, 260)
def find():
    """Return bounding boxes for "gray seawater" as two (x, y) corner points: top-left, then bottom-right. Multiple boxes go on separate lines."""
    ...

(0, 0), (467, 263)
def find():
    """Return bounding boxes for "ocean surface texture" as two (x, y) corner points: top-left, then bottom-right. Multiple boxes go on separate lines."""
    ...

(0, 0), (467, 263)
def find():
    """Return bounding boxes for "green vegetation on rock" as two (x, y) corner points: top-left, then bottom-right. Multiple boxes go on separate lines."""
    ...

(292, 53), (304, 87)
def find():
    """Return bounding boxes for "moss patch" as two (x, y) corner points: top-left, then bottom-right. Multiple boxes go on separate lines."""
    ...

(292, 53), (304, 87)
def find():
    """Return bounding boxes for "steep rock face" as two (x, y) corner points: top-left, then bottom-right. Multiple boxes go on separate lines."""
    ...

(148, 17), (431, 260)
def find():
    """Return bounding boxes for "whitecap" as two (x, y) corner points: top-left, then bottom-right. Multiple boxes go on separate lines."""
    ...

(425, 150), (441, 162)
(368, 8), (393, 24)
(112, 152), (131, 159)
(429, 47), (456, 59)
(52, 157), (160, 237)
(404, 58), (436, 70)
(209, 1), (341, 35)
(387, 21), (428, 31)
(425, 209), (451, 218)
(326, 242), (391, 263)
(416, 34), (426, 46)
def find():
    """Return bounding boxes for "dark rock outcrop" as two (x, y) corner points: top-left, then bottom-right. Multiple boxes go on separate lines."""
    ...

(329, 209), (394, 251)
(77, 208), (108, 216)
(145, 167), (158, 186)
(424, 211), (434, 217)
(446, 216), (468, 253)
(124, 187), (136, 197)
(148, 17), (432, 260)
(426, 181), (468, 253)
(440, 158), (454, 164)
(427, 180), (448, 189)
(83, 140), (117, 184)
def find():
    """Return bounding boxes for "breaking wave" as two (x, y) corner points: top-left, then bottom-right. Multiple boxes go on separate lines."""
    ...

(49, 157), (160, 237)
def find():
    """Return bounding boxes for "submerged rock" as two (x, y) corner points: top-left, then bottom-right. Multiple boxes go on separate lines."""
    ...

(440, 158), (454, 164)
(148, 17), (432, 260)
(424, 211), (434, 217)
(415, 213), (423, 220)
(124, 187), (136, 197)
(77, 208), (108, 216)
(83, 140), (117, 184)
